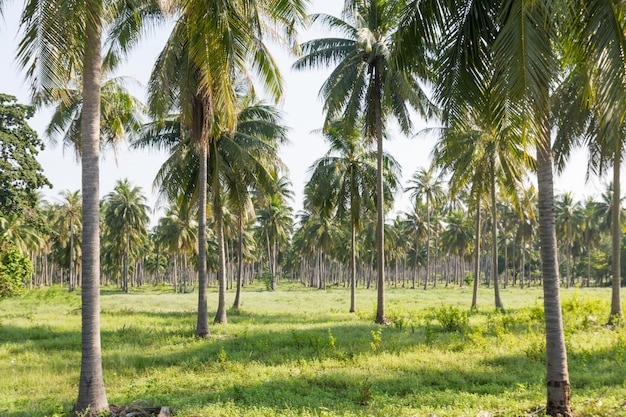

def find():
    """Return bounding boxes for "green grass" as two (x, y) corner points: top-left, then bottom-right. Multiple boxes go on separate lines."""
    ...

(1, 283), (625, 416)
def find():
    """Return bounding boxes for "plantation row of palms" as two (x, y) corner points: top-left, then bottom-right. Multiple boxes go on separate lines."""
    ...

(4, 0), (626, 415)
(4, 163), (622, 304)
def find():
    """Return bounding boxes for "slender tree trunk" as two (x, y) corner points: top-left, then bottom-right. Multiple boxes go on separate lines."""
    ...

(537, 112), (571, 416)
(610, 151), (624, 322)
(195, 135), (210, 337)
(472, 200), (481, 309)
(69, 223), (75, 292)
(233, 216), (244, 310)
(373, 65), (388, 325)
(214, 152), (228, 325)
(425, 198), (431, 290)
(75, 4), (108, 413)
(350, 221), (357, 313)
(490, 166), (504, 310)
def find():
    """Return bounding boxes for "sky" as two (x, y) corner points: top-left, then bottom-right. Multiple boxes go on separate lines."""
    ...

(0, 0), (613, 226)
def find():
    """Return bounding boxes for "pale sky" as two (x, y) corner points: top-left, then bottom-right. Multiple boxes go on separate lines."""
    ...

(0, 0), (611, 226)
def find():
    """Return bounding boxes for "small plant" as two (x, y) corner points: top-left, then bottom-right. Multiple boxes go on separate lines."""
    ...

(358, 378), (373, 406)
(370, 328), (382, 353)
(432, 305), (469, 332)
(326, 329), (336, 351)
(217, 347), (227, 363)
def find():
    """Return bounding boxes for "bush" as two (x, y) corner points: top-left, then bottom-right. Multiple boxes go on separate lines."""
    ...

(432, 305), (469, 332)
(0, 247), (32, 298)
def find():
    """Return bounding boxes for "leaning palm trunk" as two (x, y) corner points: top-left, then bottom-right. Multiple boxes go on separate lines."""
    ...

(537, 115), (571, 416)
(195, 138), (210, 338)
(75, 2), (108, 413)
(610, 150), (623, 322)
(373, 65), (388, 325)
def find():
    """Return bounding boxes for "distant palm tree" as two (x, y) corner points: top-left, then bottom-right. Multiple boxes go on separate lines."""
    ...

(406, 166), (444, 290)
(55, 190), (82, 292)
(555, 193), (582, 288)
(294, 0), (432, 324)
(256, 176), (294, 290)
(306, 120), (398, 311)
(103, 179), (149, 293)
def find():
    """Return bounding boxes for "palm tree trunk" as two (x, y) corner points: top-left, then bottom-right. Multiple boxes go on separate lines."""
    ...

(610, 150), (623, 322)
(75, 3), (108, 413)
(69, 222), (75, 292)
(490, 165), (503, 310)
(472, 200), (481, 309)
(373, 65), (388, 325)
(213, 171), (228, 324)
(195, 138), (210, 338)
(350, 220), (356, 313)
(233, 216), (244, 310)
(537, 113), (571, 416)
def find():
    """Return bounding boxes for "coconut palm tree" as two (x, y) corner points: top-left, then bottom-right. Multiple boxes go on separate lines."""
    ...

(54, 190), (82, 292)
(294, 0), (432, 324)
(146, 0), (306, 335)
(256, 175), (295, 290)
(102, 179), (149, 292)
(416, 0), (572, 412)
(306, 119), (399, 311)
(406, 166), (444, 290)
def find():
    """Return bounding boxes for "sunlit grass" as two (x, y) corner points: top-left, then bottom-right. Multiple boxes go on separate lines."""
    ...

(1, 282), (625, 416)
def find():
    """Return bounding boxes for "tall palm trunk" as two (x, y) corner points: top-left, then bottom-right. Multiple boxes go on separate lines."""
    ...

(373, 64), (388, 325)
(490, 164), (504, 310)
(610, 150), (623, 322)
(472, 200), (481, 309)
(350, 220), (357, 313)
(75, 2), (108, 413)
(233, 216), (244, 310)
(214, 148), (228, 324)
(69, 222), (75, 292)
(537, 113), (571, 416)
(425, 197), (431, 290)
(195, 130), (210, 337)
(123, 225), (130, 293)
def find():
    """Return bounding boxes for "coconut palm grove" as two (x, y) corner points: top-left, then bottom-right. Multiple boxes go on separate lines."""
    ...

(2, 0), (626, 416)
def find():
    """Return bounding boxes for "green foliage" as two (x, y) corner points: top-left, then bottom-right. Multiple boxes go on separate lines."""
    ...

(0, 94), (50, 216)
(370, 328), (382, 352)
(260, 271), (274, 291)
(0, 247), (32, 298)
(431, 305), (469, 332)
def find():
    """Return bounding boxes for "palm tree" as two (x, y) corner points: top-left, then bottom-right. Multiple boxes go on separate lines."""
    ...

(256, 175), (295, 290)
(418, 0), (571, 412)
(54, 190), (82, 292)
(555, 193), (582, 287)
(306, 119), (398, 311)
(14, 0), (126, 409)
(103, 179), (149, 292)
(147, 0), (306, 336)
(406, 166), (444, 290)
(441, 210), (473, 286)
(294, 0), (432, 324)
(43, 75), (144, 160)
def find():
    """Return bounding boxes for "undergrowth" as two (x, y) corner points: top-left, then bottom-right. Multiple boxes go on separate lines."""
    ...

(0, 284), (625, 416)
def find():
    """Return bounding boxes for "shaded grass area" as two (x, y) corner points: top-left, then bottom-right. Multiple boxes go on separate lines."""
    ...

(1, 284), (626, 416)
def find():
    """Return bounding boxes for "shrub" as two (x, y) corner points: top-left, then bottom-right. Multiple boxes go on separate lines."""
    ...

(432, 305), (469, 332)
(0, 247), (32, 298)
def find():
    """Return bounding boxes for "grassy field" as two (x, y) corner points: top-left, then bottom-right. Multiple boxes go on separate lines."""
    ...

(1, 282), (625, 417)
